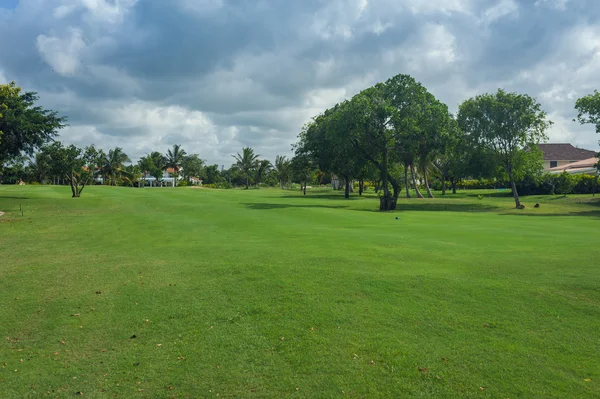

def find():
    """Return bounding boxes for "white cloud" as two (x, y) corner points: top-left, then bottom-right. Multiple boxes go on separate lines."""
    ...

(481, 0), (519, 24)
(36, 29), (87, 76)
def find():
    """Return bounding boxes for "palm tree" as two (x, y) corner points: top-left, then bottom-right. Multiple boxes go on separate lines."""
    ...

(274, 155), (291, 189)
(232, 147), (260, 189)
(100, 147), (130, 186)
(166, 144), (186, 175)
(255, 159), (272, 186)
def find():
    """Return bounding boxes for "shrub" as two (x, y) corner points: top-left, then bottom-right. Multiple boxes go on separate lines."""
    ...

(555, 172), (577, 196)
(177, 179), (188, 187)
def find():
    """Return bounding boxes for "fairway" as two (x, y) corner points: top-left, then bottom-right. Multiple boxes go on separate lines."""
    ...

(1, 186), (599, 398)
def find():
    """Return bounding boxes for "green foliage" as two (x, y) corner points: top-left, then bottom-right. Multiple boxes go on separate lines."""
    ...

(555, 171), (577, 196)
(457, 89), (551, 207)
(0, 81), (67, 165)
(575, 90), (600, 135)
(232, 147), (260, 189)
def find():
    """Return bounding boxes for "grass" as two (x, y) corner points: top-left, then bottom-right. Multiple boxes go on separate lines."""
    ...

(0, 185), (599, 398)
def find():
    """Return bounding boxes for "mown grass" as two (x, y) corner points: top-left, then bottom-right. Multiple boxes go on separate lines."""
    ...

(1, 185), (599, 398)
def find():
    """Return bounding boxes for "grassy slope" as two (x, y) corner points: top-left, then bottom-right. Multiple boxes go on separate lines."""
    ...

(0, 186), (599, 398)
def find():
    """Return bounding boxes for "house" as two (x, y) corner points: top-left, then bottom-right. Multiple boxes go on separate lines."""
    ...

(548, 157), (599, 175)
(140, 167), (203, 187)
(141, 167), (183, 187)
(537, 143), (597, 171)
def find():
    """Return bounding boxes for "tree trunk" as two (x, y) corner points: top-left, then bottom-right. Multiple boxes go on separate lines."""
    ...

(441, 172), (447, 196)
(510, 175), (521, 208)
(344, 176), (350, 199)
(359, 179), (364, 196)
(378, 149), (397, 211)
(410, 164), (424, 198)
(303, 181), (307, 196)
(280, 179), (284, 190)
(421, 162), (434, 198)
(246, 175), (249, 190)
(451, 180), (457, 194)
(404, 165), (411, 198)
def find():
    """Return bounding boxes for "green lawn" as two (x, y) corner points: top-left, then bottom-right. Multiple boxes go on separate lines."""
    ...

(1, 186), (599, 398)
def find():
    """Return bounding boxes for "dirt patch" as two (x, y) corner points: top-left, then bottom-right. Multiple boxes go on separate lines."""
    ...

(0, 211), (4, 217)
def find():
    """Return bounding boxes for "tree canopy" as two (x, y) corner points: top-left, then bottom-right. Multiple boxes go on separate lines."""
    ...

(0, 82), (67, 165)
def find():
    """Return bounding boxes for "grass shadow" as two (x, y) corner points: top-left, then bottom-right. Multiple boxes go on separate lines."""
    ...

(243, 203), (349, 211)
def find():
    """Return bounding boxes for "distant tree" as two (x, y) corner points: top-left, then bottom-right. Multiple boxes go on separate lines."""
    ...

(457, 89), (551, 208)
(166, 144), (186, 175)
(232, 147), (260, 189)
(255, 159), (272, 186)
(42, 142), (93, 197)
(0, 81), (67, 182)
(291, 152), (315, 195)
(181, 154), (204, 184)
(203, 164), (222, 185)
(121, 164), (142, 187)
(28, 151), (51, 183)
(274, 155), (291, 189)
(101, 147), (130, 186)
(139, 151), (166, 186)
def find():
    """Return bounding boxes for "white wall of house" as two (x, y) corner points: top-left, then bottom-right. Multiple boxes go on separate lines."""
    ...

(543, 160), (577, 170)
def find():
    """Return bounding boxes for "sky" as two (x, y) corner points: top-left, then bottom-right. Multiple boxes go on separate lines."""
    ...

(1, 0), (600, 166)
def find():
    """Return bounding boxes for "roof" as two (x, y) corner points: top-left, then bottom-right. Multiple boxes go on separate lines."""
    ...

(548, 157), (599, 172)
(536, 143), (597, 161)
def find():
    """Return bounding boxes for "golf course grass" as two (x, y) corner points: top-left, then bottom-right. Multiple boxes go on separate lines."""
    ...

(1, 185), (599, 398)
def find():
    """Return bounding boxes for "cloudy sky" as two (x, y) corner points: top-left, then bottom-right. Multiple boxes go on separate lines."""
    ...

(1, 0), (599, 166)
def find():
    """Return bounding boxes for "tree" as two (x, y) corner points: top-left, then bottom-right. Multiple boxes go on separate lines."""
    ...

(346, 84), (400, 209)
(457, 89), (551, 208)
(101, 147), (130, 186)
(181, 154), (204, 184)
(203, 164), (222, 185)
(255, 159), (272, 186)
(166, 144), (186, 174)
(42, 142), (93, 197)
(291, 152), (315, 196)
(0, 82), (67, 181)
(574, 90), (600, 170)
(139, 151), (166, 186)
(232, 147), (259, 189)
(121, 164), (142, 187)
(274, 155), (291, 189)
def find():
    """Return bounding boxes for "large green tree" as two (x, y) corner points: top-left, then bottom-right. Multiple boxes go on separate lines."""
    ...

(0, 82), (67, 180)
(232, 147), (259, 189)
(457, 89), (551, 208)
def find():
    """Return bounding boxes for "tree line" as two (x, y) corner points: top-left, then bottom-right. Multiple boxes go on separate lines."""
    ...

(2, 79), (600, 206)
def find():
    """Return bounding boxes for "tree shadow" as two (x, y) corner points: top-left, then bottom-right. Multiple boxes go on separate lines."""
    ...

(500, 210), (600, 218)
(394, 202), (500, 213)
(463, 191), (513, 198)
(242, 202), (349, 211)
(0, 196), (30, 200)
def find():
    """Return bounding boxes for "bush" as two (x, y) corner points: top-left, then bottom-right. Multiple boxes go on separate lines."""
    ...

(177, 179), (188, 187)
